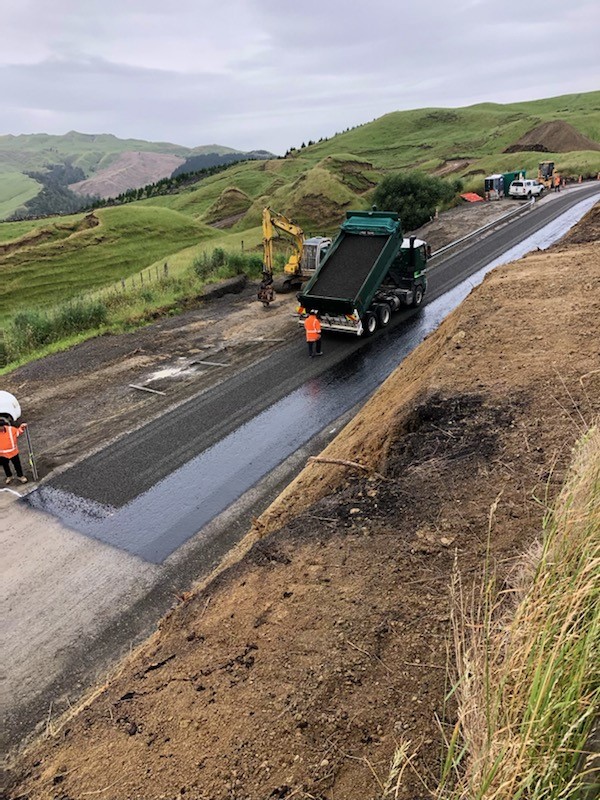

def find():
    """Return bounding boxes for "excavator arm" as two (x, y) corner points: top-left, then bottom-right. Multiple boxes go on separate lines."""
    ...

(258, 208), (312, 305)
(262, 207), (305, 279)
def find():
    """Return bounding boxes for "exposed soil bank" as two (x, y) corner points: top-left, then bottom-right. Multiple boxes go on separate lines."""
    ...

(6, 207), (599, 799)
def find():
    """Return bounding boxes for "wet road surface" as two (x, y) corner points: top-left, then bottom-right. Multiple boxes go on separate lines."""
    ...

(24, 187), (599, 563)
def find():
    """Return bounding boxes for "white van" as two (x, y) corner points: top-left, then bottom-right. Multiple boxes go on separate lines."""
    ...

(509, 179), (544, 198)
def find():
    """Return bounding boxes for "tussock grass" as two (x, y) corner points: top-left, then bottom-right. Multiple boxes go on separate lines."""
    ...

(4, 300), (108, 359)
(438, 427), (600, 799)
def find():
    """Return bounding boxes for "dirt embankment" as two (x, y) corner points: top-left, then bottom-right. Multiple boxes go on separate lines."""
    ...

(504, 120), (600, 153)
(7, 206), (599, 799)
(0, 213), (99, 255)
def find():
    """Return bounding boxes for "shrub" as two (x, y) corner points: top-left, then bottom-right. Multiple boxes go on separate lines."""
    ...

(373, 171), (463, 231)
(139, 289), (156, 303)
(194, 248), (264, 282)
(4, 299), (108, 361)
(210, 247), (226, 268)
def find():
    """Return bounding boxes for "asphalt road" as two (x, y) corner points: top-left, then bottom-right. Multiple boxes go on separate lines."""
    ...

(7, 184), (598, 748)
(44, 185), (598, 507)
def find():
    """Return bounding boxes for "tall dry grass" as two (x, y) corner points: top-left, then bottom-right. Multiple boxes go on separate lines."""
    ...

(438, 427), (599, 799)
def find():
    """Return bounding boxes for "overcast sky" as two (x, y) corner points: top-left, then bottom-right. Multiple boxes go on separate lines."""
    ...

(1, 0), (598, 155)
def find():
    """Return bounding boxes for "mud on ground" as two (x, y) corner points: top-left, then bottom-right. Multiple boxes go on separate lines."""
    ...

(6, 207), (599, 799)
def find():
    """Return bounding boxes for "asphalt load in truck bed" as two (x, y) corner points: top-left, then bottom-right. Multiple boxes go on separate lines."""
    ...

(306, 233), (389, 300)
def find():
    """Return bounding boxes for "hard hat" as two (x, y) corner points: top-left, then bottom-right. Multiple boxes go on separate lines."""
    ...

(0, 390), (21, 421)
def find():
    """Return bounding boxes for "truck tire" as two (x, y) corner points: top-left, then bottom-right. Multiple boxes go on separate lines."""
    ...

(377, 303), (391, 327)
(411, 285), (424, 308)
(362, 311), (377, 336)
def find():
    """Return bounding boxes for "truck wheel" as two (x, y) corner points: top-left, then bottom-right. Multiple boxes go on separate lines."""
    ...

(363, 311), (377, 336)
(377, 303), (391, 327)
(412, 285), (424, 307)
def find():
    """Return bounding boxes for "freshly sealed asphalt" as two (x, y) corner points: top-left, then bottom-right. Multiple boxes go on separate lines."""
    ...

(25, 185), (599, 561)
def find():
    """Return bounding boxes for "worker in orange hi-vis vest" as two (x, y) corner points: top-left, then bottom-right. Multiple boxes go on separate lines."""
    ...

(554, 173), (561, 192)
(0, 418), (28, 484)
(304, 310), (323, 357)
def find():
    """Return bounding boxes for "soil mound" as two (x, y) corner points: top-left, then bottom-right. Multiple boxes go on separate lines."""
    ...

(0, 212), (99, 255)
(503, 120), (600, 153)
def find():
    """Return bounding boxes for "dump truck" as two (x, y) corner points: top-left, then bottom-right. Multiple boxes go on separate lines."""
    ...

(297, 210), (428, 336)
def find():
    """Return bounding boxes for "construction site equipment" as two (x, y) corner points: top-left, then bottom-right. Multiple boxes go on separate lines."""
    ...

(538, 160), (556, 189)
(24, 426), (39, 482)
(297, 210), (428, 336)
(484, 170), (526, 199)
(258, 208), (331, 305)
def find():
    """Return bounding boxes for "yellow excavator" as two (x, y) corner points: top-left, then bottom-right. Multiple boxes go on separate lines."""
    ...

(257, 208), (331, 306)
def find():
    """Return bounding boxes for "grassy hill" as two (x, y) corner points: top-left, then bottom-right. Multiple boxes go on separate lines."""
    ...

(0, 206), (213, 324)
(0, 132), (268, 220)
(132, 91), (600, 232)
(1, 91), (598, 351)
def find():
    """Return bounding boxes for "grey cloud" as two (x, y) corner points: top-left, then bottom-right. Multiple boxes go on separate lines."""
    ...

(1, 0), (598, 153)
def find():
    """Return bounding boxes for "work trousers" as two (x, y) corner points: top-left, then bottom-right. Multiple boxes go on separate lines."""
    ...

(1, 454), (24, 478)
(307, 338), (322, 357)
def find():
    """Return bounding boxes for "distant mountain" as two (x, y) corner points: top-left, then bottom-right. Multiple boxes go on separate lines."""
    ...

(0, 132), (275, 218)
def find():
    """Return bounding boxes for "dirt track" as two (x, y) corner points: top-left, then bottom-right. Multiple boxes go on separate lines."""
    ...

(6, 206), (599, 799)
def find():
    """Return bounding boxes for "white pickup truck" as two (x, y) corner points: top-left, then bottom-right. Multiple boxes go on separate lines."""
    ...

(509, 179), (545, 198)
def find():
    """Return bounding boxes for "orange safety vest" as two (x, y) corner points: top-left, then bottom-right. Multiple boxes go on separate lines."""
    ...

(304, 314), (321, 342)
(0, 424), (25, 458)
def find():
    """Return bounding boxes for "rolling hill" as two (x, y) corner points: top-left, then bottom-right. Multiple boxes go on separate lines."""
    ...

(0, 132), (274, 219)
(1, 91), (599, 327)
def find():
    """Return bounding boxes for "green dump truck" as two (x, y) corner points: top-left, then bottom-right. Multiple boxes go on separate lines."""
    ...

(297, 210), (429, 336)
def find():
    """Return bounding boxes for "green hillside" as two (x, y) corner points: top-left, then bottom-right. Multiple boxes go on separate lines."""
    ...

(0, 171), (41, 220)
(1, 91), (599, 338)
(0, 132), (260, 220)
(135, 91), (600, 232)
(0, 206), (213, 323)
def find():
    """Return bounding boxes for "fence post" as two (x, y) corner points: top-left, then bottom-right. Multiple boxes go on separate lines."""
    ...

(241, 240), (244, 252)
(164, 262), (168, 278)
(140, 272), (144, 286)
(121, 278), (125, 291)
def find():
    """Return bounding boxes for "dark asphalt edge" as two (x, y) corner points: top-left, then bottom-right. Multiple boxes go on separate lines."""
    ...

(5, 400), (361, 752)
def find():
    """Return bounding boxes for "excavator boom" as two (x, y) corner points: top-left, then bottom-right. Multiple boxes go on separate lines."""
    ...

(258, 207), (331, 305)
